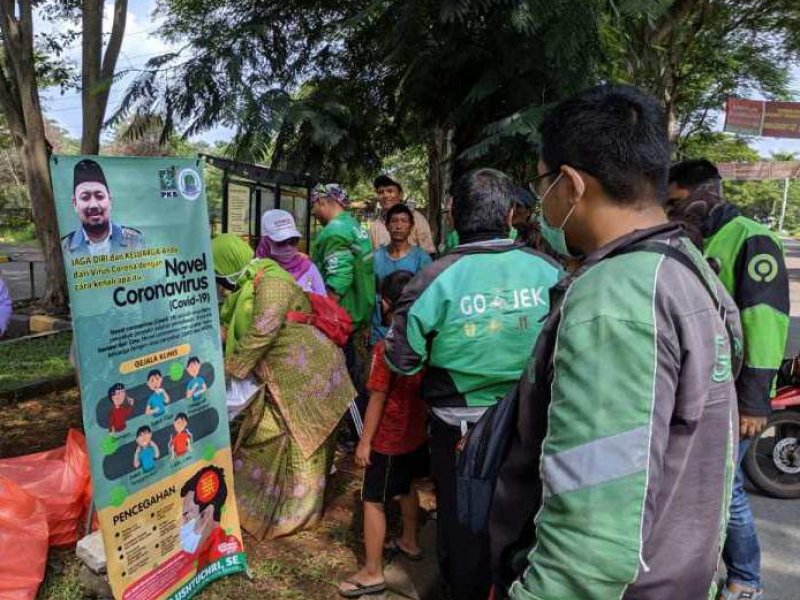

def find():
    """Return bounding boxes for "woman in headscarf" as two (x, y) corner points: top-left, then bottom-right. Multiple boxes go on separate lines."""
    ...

(213, 233), (355, 540)
(255, 209), (327, 295)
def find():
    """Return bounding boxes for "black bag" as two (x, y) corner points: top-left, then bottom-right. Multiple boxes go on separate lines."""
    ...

(455, 382), (520, 534)
(453, 239), (736, 536)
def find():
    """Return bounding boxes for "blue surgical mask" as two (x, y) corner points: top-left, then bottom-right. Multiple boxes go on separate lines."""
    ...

(537, 174), (577, 257)
(180, 518), (202, 554)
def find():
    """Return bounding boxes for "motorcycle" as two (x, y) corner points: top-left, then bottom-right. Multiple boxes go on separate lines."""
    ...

(743, 357), (800, 499)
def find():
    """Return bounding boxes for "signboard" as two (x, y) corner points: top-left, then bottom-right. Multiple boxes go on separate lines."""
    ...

(225, 184), (251, 237)
(724, 97), (800, 139)
(717, 160), (800, 181)
(51, 156), (247, 600)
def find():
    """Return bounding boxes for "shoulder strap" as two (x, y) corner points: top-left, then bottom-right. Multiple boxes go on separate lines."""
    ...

(617, 240), (722, 312)
(614, 240), (738, 374)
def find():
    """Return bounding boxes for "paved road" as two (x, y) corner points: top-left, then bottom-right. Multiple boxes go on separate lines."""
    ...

(0, 242), (45, 301)
(750, 237), (800, 600)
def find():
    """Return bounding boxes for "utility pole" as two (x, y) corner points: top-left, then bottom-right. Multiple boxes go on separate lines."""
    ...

(778, 177), (790, 233)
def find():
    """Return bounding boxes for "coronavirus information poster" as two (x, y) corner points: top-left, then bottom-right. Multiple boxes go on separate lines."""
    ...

(51, 156), (247, 600)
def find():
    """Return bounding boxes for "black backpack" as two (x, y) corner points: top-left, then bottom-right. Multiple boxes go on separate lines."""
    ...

(454, 239), (737, 535)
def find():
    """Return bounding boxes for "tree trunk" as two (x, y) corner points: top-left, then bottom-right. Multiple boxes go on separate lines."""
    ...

(16, 4), (67, 309)
(81, 0), (103, 154)
(426, 125), (454, 249)
(81, 0), (128, 155)
(19, 137), (67, 309)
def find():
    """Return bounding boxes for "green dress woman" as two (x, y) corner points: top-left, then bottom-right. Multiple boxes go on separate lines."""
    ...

(212, 234), (355, 540)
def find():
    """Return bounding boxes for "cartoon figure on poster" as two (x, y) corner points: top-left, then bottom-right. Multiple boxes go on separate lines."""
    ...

(133, 425), (160, 473)
(107, 383), (135, 433)
(179, 466), (242, 570)
(185, 356), (207, 401)
(61, 159), (144, 256)
(170, 413), (193, 459)
(145, 369), (171, 417)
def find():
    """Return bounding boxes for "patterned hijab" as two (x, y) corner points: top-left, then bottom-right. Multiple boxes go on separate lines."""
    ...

(211, 234), (293, 357)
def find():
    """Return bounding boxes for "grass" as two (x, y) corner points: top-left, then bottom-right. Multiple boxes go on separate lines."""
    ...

(0, 332), (74, 393)
(0, 223), (38, 246)
(37, 550), (86, 600)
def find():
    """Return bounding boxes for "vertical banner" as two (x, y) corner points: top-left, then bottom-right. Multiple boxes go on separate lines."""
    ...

(51, 156), (247, 600)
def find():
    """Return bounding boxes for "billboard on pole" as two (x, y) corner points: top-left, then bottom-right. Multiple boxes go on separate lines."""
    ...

(724, 98), (800, 139)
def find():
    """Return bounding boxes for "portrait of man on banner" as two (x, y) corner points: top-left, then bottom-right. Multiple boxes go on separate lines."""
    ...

(61, 158), (145, 256)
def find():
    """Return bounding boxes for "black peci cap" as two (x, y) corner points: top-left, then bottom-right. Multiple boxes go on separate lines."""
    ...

(74, 159), (108, 190)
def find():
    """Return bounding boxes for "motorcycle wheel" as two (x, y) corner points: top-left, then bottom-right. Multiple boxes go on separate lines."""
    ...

(743, 411), (800, 499)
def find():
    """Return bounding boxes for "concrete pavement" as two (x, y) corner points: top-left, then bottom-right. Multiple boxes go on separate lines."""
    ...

(749, 237), (800, 600)
(0, 242), (45, 301)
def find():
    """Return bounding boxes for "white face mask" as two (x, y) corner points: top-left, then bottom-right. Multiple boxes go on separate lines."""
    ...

(180, 518), (202, 554)
(219, 258), (258, 287)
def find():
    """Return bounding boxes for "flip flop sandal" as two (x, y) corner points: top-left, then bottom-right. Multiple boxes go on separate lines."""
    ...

(338, 579), (387, 598)
(385, 538), (423, 561)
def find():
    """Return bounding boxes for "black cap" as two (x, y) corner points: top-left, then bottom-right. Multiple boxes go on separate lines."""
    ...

(74, 159), (108, 190)
(373, 174), (403, 192)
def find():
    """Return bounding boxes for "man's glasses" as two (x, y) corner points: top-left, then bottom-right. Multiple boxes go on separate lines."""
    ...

(527, 170), (560, 202)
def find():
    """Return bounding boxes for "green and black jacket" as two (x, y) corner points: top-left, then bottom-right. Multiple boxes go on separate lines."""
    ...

(385, 239), (563, 410)
(491, 224), (742, 600)
(703, 204), (790, 416)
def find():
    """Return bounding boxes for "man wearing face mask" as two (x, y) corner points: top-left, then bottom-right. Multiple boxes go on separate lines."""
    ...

(179, 465), (242, 570)
(668, 159), (789, 600)
(490, 85), (743, 600)
(385, 168), (563, 600)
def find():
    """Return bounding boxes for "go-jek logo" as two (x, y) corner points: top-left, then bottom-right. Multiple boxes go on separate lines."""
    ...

(459, 287), (545, 316)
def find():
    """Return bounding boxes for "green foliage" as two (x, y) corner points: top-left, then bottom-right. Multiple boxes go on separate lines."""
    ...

(0, 222), (37, 244)
(112, 0), (604, 179)
(111, 0), (800, 194)
(349, 145), (430, 209)
(677, 133), (760, 163)
(599, 0), (800, 141)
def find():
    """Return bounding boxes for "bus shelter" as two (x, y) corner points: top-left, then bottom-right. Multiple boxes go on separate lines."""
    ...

(202, 154), (317, 252)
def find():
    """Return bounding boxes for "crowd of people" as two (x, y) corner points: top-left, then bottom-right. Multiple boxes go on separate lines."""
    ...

(215, 84), (789, 600)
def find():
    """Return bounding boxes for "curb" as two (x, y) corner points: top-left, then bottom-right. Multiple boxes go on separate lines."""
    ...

(0, 373), (76, 405)
(4, 314), (71, 338)
(29, 314), (72, 333)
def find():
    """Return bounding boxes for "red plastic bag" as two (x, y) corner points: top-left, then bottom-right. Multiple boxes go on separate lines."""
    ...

(0, 476), (49, 600)
(0, 429), (91, 546)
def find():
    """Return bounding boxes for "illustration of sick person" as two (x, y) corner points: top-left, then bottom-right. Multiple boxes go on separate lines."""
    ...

(184, 357), (207, 401)
(145, 369), (170, 416)
(107, 383), (135, 433)
(180, 465), (241, 569)
(133, 425), (160, 473)
(169, 412), (193, 459)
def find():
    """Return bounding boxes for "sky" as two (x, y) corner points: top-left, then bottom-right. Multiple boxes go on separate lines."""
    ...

(39, 0), (800, 158)
(39, 0), (233, 146)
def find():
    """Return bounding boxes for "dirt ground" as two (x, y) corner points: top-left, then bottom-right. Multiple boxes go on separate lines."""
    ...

(0, 389), (84, 458)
